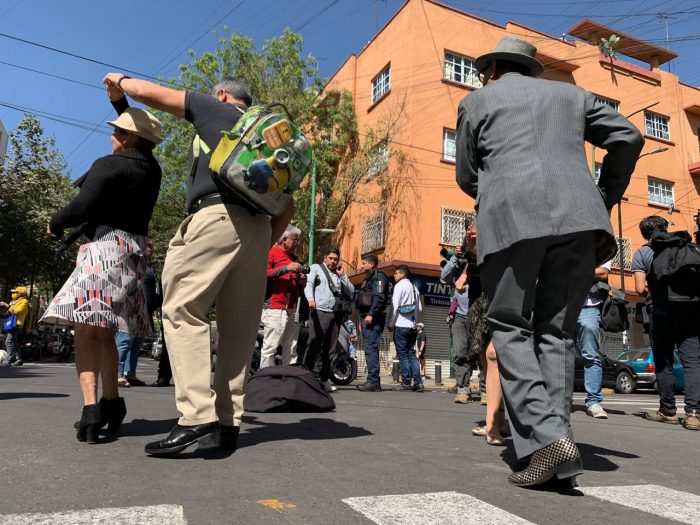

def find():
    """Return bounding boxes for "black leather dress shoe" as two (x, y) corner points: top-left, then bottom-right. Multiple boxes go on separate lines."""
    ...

(145, 422), (220, 456)
(151, 378), (171, 387)
(220, 425), (240, 451)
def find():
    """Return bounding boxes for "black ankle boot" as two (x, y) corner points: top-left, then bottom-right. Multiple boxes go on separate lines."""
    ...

(102, 397), (127, 433)
(76, 404), (102, 444)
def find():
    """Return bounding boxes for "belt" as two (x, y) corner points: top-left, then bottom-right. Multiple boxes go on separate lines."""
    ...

(188, 193), (260, 215)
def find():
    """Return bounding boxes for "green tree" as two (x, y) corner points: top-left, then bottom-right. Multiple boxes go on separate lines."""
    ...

(0, 115), (77, 296)
(150, 29), (409, 264)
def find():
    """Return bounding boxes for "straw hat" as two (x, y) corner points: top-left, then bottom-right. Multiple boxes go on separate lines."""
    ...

(475, 35), (544, 77)
(107, 108), (163, 144)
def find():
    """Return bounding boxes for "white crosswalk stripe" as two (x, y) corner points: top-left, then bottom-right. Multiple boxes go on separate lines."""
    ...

(581, 485), (700, 524)
(343, 491), (536, 525)
(0, 504), (186, 525)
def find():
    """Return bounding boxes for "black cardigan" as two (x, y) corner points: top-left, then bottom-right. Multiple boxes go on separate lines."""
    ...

(50, 148), (162, 239)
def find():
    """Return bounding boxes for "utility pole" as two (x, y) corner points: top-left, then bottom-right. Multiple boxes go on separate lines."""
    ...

(308, 162), (317, 266)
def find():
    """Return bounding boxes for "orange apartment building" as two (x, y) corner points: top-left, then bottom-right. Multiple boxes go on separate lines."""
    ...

(323, 0), (700, 370)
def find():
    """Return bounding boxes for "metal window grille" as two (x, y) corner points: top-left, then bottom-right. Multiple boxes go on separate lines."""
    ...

(367, 143), (388, 178)
(611, 237), (632, 271)
(371, 66), (391, 104)
(444, 52), (481, 88)
(441, 207), (470, 245)
(361, 213), (385, 253)
(594, 95), (619, 112)
(648, 177), (674, 206)
(593, 162), (601, 184)
(443, 129), (456, 161)
(645, 112), (670, 141)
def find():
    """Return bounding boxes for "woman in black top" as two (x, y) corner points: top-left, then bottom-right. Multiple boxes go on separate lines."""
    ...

(42, 85), (163, 444)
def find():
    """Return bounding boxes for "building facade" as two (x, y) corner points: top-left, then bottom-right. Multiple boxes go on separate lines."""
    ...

(325, 0), (700, 369)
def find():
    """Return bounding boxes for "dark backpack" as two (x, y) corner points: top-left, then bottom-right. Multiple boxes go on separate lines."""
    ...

(649, 230), (700, 308)
(601, 287), (629, 333)
(244, 364), (336, 413)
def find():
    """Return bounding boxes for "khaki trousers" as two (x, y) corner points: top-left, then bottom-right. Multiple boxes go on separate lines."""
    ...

(161, 203), (271, 427)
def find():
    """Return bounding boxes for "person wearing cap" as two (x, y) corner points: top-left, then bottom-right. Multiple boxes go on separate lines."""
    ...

(42, 85), (163, 445)
(100, 70), (294, 456)
(456, 35), (644, 487)
(387, 265), (423, 391)
(1, 285), (30, 366)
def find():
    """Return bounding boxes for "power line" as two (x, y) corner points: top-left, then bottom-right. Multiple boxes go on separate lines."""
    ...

(0, 60), (102, 90)
(294, 0), (341, 32)
(0, 31), (177, 86)
(152, 0), (247, 77)
(0, 101), (112, 135)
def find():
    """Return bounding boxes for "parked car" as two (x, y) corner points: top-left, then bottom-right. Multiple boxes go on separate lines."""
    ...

(617, 347), (684, 392)
(574, 349), (638, 394)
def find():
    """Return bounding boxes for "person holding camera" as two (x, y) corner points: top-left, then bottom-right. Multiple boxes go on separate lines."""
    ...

(1, 285), (30, 367)
(356, 254), (389, 392)
(303, 248), (354, 393)
(260, 225), (306, 368)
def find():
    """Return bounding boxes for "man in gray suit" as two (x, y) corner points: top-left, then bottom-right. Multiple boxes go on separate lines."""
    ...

(456, 35), (643, 487)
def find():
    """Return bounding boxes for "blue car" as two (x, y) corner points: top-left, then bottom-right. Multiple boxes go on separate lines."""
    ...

(617, 348), (684, 392)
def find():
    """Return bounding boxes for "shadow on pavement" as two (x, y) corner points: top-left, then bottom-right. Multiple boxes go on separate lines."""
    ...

(237, 416), (373, 449)
(0, 392), (69, 400)
(0, 369), (51, 379)
(499, 440), (640, 477)
(119, 417), (179, 437)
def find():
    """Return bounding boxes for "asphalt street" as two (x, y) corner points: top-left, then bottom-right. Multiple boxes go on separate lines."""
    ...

(1, 360), (698, 525)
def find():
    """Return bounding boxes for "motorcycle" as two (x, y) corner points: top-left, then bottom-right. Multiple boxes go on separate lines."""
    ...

(21, 330), (51, 361)
(250, 322), (357, 386)
(56, 328), (74, 362)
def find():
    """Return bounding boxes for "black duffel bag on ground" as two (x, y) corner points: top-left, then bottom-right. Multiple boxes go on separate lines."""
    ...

(244, 364), (336, 413)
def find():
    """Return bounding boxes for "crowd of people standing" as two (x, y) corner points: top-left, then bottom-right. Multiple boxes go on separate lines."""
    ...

(2, 33), (698, 495)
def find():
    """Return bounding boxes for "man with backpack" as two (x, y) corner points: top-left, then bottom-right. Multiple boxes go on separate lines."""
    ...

(632, 216), (700, 431)
(303, 248), (354, 393)
(103, 73), (295, 455)
(355, 254), (390, 392)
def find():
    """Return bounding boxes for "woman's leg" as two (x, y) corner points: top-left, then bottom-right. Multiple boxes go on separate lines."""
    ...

(74, 324), (112, 405)
(99, 334), (119, 400)
(485, 342), (504, 437)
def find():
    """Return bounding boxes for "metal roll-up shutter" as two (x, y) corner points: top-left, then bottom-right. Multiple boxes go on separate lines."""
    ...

(421, 304), (453, 379)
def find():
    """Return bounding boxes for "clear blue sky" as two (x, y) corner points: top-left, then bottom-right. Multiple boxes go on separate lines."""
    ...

(1, 0), (698, 178)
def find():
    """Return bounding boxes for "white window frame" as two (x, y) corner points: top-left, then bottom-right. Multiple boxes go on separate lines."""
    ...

(361, 212), (385, 253)
(611, 237), (632, 271)
(367, 142), (389, 178)
(647, 177), (674, 206)
(442, 129), (456, 161)
(645, 112), (670, 141)
(444, 51), (481, 88)
(441, 207), (471, 246)
(371, 65), (391, 105)
(594, 95), (619, 112)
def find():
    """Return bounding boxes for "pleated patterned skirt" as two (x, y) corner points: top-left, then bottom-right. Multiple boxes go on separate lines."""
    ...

(41, 226), (152, 336)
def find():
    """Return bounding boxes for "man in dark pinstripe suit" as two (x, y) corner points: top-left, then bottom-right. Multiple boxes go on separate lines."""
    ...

(456, 35), (644, 487)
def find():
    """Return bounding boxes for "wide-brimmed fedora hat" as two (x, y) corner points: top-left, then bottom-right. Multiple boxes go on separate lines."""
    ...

(475, 35), (544, 77)
(107, 108), (163, 145)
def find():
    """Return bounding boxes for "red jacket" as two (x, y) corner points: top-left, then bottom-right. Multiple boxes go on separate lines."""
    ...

(267, 244), (301, 310)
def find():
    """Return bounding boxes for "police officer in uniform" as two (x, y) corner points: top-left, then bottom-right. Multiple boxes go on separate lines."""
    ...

(356, 254), (390, 392)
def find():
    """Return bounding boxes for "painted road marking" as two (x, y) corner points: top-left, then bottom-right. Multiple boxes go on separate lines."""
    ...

(582, 485), (700, 524)
(256, 499), (297, 512)
(343, 491), (535, 525)
(0, 505), (186, 525)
